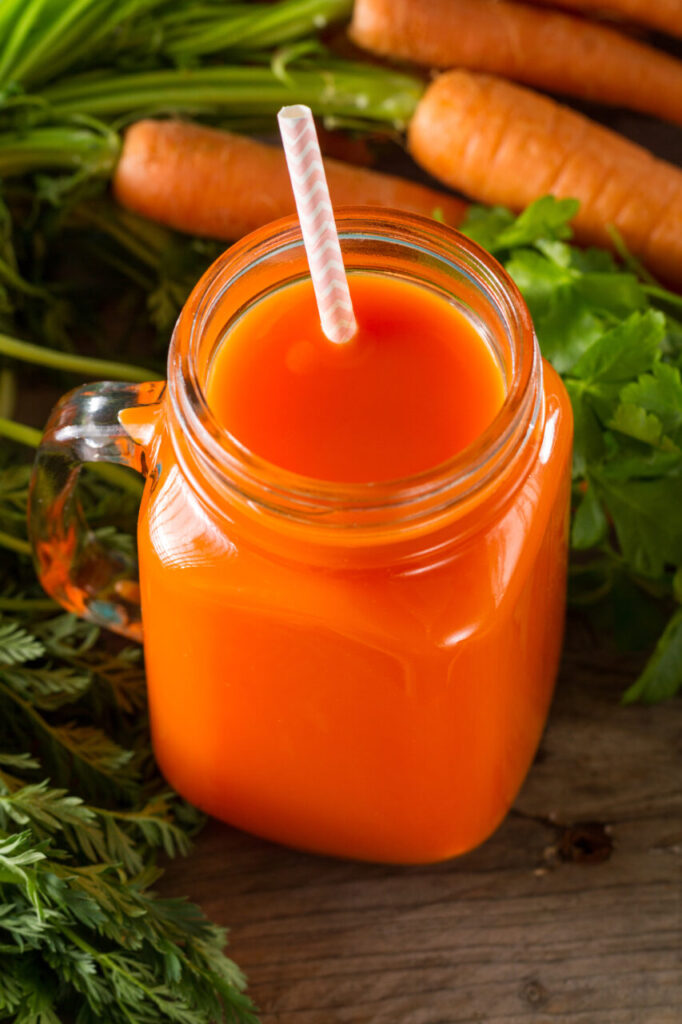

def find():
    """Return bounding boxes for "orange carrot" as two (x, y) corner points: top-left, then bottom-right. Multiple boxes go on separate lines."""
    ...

(520, 0), (682, 39)
(113, 119), (467, 241)
(351, 0), (682, 127)
(407, 70), (682, 286)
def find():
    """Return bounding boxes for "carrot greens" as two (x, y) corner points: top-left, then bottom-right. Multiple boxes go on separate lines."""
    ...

(0, 538), (258, 1024)
(0, 0), (355, 90)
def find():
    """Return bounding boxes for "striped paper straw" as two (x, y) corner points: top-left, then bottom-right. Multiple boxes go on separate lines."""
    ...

(278, 104), (357, 345)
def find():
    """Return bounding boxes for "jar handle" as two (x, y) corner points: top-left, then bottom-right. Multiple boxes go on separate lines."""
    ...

(28, 380), (166, 641)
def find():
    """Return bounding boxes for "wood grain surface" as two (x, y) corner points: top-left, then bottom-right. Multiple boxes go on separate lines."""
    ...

(160, 620), (682, 1023)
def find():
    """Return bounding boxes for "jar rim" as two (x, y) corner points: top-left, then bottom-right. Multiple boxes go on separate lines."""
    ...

(168, 207), (541, 531)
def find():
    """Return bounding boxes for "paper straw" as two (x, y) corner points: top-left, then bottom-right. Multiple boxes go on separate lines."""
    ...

(278, 104), (357, 345)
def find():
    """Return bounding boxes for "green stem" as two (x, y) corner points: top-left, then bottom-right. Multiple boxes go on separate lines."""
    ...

(43, 61), (423, 129)
(606, 224), (659, 287)
(81, 242), (154, 291)
(7, 0), (109, 87)
(0, 530), (31, 556)
(0, 0), (52, 86)
(63, 0), (350, 70)
(0, 332), (153, 382)
(643, 284), (682, 311)
(0, 418), (144, 498)
(0, 596), (57, 611)
(0, 417), (41, 447)
(0, 676), (135, 786)
(0, 258), (49, 299)
(72, 202), (171, 271)
(0, 126), (120, 179)
(0, 0), (26, 45)
(26, 0), (163, 89)
(62, 925), (160, 1005)
(167, 0), (353, 60)
(92, 800), (192, 853)
(0, 368), (16, 420)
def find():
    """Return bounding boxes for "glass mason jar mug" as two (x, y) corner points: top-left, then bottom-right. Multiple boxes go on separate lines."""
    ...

(29, 210), (572, 864)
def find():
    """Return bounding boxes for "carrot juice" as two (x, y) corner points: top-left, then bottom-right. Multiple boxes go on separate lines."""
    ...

(205, 274), (506, 483)
(29, 210), (570, 863)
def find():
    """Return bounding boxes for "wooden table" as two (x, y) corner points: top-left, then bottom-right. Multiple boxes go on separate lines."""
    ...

(162, 619), (682, 1023)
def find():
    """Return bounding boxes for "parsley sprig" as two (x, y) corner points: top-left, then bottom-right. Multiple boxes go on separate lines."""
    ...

(462, 198), (682, 703)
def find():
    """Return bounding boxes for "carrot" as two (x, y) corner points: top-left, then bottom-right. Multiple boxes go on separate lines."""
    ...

(407, 70), (682, 286)
(350, 0), (682, 128)
(113, 119), (467, 241)
(519, 0), (682, 40)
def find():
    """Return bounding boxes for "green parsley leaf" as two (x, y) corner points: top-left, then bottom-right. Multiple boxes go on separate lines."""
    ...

(622, 606), (682, 704)
(571, 484), (607, 550)
(573, 271), (646, 319)
(456, 204), (515, 253)
(570, 310), (664, 384)
(495, 196), (580, 249)
(608, 403), (671, 449)
(591, 471), (682, 578)
(564, 379), (605, 477)
(506, 250), (603, 372)
(599, 447), (682, 481)
(619, 361), (682, 441)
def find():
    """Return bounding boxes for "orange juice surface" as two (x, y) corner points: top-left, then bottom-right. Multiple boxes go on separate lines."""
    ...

(138, 261), (572, 864)
(206, 274), (505, 482)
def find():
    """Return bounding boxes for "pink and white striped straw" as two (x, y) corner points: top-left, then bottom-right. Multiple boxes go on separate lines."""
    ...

(278, 104), (357, 345)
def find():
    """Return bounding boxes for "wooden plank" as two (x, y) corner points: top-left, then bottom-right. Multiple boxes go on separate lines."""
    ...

(160, 621), (682, 1022)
